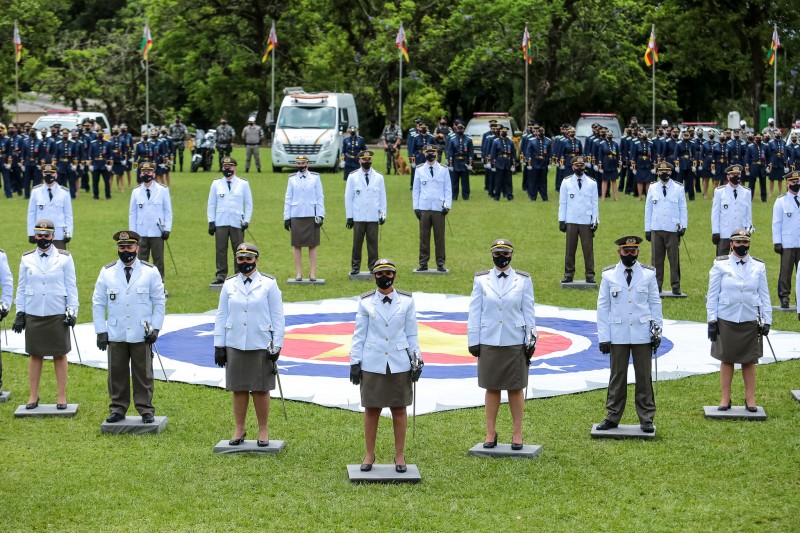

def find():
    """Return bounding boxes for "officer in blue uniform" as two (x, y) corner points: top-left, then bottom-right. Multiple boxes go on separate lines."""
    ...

(645, 161), (688, 295)
(133, 130), (157, 183)
(630, 129), (655, 199)
(701, 130), (723, 196)
(341, 126), (367, 181)
(489, 126), (516, 201)
(349, 259), (421, 473)
(92, 230), (166, 424)
(51, 129), (72, 193)
(525, 125), (551, 201)
(408, 122), (435, 191)
(726, 129), (747, 166)
(598, 129), (620, 201)
(552, 124), (568, 192)
(5, 124), (24, 196)
(744, 133), (769, 202)
(664, 127), (680, 178)
(583, 123), (599, 178)
(447, 120), (474, 201)
(0, 125), (10, 199)
(596, 235), (662, 433)
(481, 120), (499, 194)
(767, 131), (788, 198)
(109, 126), (130, 193)
(673, 129), (697, 200)
(88, 130), (112, 200)
(19, 129), (43, 199)
(519, 122), (535, 193)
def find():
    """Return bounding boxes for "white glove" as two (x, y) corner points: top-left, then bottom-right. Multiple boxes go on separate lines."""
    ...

(122, 159), (128, 165)
(699, 164), (703, 170)
(526, 165), (532, 170)
(593, 164), (599, 171)
(651, 168), (656, 174)
(70, 164), (77, 171)
(491, 166), (496, 172)
(559, 165), (565, 170)
(448, 166), (454, 171)
(105, 164), (112, 172)
(3, 164), (9, 170)
(36, 164), (42, 170)
(160, 164), (167, 169)
(411, 163), (416, 169)
(466, 165), (473, 171)
(17, 163), (23, 169)
(511, 165), (516, 172)
(785, 167), (790, 173)
(339, 161), (345, 169)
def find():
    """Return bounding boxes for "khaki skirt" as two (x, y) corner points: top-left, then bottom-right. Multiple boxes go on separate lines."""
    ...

(225, 347), (276, 392)
(710, 319), (762, 365)
(477, 344), (528, 391)
(26, 314), (70, 357)
(290, 217), (320, 247)
(360, 364), (412, 408)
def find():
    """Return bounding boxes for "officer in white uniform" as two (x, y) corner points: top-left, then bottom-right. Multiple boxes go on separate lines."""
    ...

(349, 259), (420, 472)
(711, 164), (753, 256)
(412, 144), (452, 272)
(596, 235), (663, 433)
(645, 161), (688, 295)
(345, 150), (387, 275)
(129, 162), (173, 282)
(92, 230), (166, 423)
(208, 157), (253, 285)
(772, 171), (800, 308)
(558, 156), (599, 283)
(26, 165), (73, 250)
(0, 245), (14, 391)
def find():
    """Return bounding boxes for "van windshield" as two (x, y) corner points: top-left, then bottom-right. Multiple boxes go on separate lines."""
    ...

(278, 106), (336, 129)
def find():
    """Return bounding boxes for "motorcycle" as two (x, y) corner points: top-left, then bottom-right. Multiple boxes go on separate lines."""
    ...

(190, 129), (216, 172)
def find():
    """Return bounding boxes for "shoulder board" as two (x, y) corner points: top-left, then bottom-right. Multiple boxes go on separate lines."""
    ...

(261, 273), (276, 280)
(133, 184), (142, 189)
(715, 185), (725, 189)
(587, 176), (597, 182)
(140, 260), (155, 268)
(238, 177), (248, 181)
(395, 289), (412, 297)
(777, 193), (785, 198)
(0, 248), (3, 254)
(60, 185), (69, 191)
(751, 257), (763, 263)
(23, 250), (36, 256)
(360, 290), (376, 299)
(515, 270), (530, 278)
(475, 270), (490, 277)
(225, 274), (237, 280)
(650, 179), (658, 184)
(104, 260), (117, 268)
(32, 184), (43, 189)
(213, 177), (222, 181)
(603, 264), (616, 271)
(309, 171), (320, 176)
(58, 249), (70, 256)
(741, 185), (750, 190)
(640, 264), (655, 271)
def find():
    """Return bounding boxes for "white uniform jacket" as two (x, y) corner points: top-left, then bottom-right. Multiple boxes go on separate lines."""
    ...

(92, 258), (166, 342)
(597, 262), (663, 344)
(772, 192), (800, 248)
(0, 249), (13, 308)
(711, 184), (752, 238)
(16, 247), (78, 318)
(129, 182), (173, 237)
(283, 171), (325, 220)
(27, 184), (74, 240)
(412, 161), (452, 211)
(207, 175), (253, 227)
(349, 289), (420, 374)
(706, 255), (771, 324)
(644, 178), (688, 232)
(558, 174), (599, 225)
(214, 272), (285, 351)
(467, 268), (537, 347)
(345, 168), (387, 222)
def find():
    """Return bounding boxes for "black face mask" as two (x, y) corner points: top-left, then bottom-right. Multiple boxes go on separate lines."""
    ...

(142, 174), (154, 183)
(493, 255), (511, 269)
(45, 176), (56, 184)
(730, 177), (741, 185)
(361, 162), (371, 170)
(732, 245), (749, 257)
(222, 169), (234, 178)
(500, 132), (507, 137)
(237, 261), (256, 274)
(659, 173), (670, 182)
(425, 154), (436, 162)
(574, 169), (584, 176)
(296, 166), (308, 173)
(36, 237), (52, 250)
(350, 131), (356, 137)
(620, 254), (637, 267)
(375, 276), (394, 290)
(789, 183), (800, 193)
(118, 250), (137, 264)
(420, 129), (428, 135)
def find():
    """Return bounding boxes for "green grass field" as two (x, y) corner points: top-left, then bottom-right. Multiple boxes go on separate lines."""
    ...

(1, 148), (798, 531)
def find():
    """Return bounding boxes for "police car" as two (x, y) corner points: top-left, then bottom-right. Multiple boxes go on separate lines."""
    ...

(575, 113), (621, 146)
(465, 112), (521, 169)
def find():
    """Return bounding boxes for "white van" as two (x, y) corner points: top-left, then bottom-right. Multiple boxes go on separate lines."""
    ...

(32, 111), (111, 135)
(271, 89), (358, 172)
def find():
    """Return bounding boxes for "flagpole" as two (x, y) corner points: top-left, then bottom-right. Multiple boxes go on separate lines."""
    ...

(773, 25), (778, 128)
(525, 59), (529, 126)
(651, 60), (655, 134)
(398, 54), (403, 128)
(14, 21), (19, 119)
(271, 46), (275, 123)
(145, 57), (150, 128)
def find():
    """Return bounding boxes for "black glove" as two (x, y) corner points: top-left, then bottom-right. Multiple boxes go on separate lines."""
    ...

(0, 305), (8, 321)
(241, 221), (249, 230)
(774, 243), (783, 254)
(350, 363), (362, 385)
(379, 216), (385, 225)
(284, 219), (291, 231)
(96, 332), (109, 351)
(346, 218), (354, 229)
(559, 221), (567, 233)
(468, 345), (480, 357)
(598, 341), (611, 354)
(12, 312), (25, 333)
(64, 313), (76, 327)
(208, 222), (216, 236)
(315, 217), (324, 228)
(590, 223), (598, 234)
(64, 236), (72, 244)
(28, 236), (36, 244)
(411, 363), (423, 383)
(524, 343), (536, 366)
(712, 233), (720, 245)
(442, 208), (450, 215)
(708, 321), (719, 342)
(268, 348), (280, 362)
(645, 231), (651, 242)
(759, 324), (770, 336)
(144, 328), (159, 345)
(651, 334), (661, 350)
(415, 209), (421, 220)
(214, 347), (226, 367)
(678, 227), (686, 237)
(162, 231), (170, 241)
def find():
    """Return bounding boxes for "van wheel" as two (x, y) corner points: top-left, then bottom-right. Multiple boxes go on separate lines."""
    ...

(272, 165), (281, 173)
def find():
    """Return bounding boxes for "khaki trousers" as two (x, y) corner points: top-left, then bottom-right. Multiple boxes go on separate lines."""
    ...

(352, 221), (379, 271)
(419, 210), (446, 268)
(564, 223), (595, 279)
(215, 226), (244, 280)
(606, 343), (655, 424)
(108, 342), (154, 416)
(778, 247), (800, 301)
(651, 230), (680, 292)
(138, 236), (165, 280)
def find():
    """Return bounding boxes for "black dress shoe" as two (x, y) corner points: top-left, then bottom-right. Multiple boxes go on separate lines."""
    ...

(210, 279), (224, 286)
(257, 440), (269, 447)
(56, 403), (67, 410)
(416, 265), (428, 271)
(781, 299), (790, 309)
(640, 422), (655, 433)
(718, 401), (732, 411)
(596, 419), (618, 430)
(483, 433), (498, 449)
(561, 277), (573, 283)
(349, 270), (359, 276)
(360, 457), (374, 472)
(585, 277), (596, 284)
(229, 431), (247, 445)
(394, 457), (407, 473)
(25, 398), (39, 410)
(672, 288), (682, 296)
(106, 412), (125, 423)
(142, 413), (155, 423)
(511, 442), (524, 451)
(437, 266), (447, 272)
(745, 404), (758, 413)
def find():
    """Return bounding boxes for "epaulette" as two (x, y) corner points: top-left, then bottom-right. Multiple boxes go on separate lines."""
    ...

(603, 264), (616, 271)
(261, 273), (275, 280)
(515, 270), (530, 278)
(360, 290), (376, 299)
(587, 176), (596, 182)
(715, 255), (729, 261)
(640, 264), (655, 271)
(309, 171), (320, 176)
(715, 185), (725, 189)
(133, 184), (142, 189)
(751, 257), (763, 263)
(213, 177), (222, 181)
(238, 177), (248, 181)
(396, 289), (412, 297)
(226, 274), (237, 280)
(32, 183), (43, 189)
(23, 250), (36, 256)
(60, 186), (69, 191)
(0, 248), (4, 254)
(650, 179), (658, 184)
(58, 249), (70, 256)
(777, 193), (785, 198)
(741, 185), (751, 190)
(140, 260), (155, 268)
(475, 270), (490, 276)
(104, 260), (117, 268)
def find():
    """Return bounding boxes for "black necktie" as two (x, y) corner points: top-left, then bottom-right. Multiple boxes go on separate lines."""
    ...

(244, 277), (252, 284)
(429, 166), (434, 177)
(625, 268), (632, 286)
(733, 189), (737, 199)
(577, 178), (582, 189)
(795, 195), (799, 208)
(227, 180), (231, 190)
(662, 185), (667, 197)
(48, 188), (53, 200)
(382, 296), (391, 304)
(146, 188), (150, 200)
(737, 260), (745, 265)
(40, 252), (48, 258)
(125, 266), (132, 283)
(497, 272), (508, 278)
(365, 172), (369, 185)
